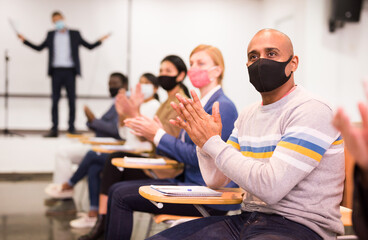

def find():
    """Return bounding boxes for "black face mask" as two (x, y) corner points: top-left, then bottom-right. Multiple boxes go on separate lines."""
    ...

(248, 56), (293, 93)
(109, 87), (120, 97)
(158, 75), (179, 91)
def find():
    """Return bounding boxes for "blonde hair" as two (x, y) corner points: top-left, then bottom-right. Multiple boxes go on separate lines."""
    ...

(190, 44), (225, 84)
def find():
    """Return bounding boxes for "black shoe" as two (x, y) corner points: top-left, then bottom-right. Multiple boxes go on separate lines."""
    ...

(44, 130), (58, 138)
(78, 214), (105, 240)
(68, 128), (79, 134)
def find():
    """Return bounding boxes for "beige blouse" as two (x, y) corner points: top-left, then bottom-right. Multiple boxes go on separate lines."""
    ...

(155, 88), (186, 138)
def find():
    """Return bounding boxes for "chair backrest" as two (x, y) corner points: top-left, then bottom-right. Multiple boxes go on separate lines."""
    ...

(340, 206), (352, 226)
(341, 147), (355, 209)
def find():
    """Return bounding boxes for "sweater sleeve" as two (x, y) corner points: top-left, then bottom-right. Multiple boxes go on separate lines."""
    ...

(201, 100), (343, 205)
(197, 116), (241, 188)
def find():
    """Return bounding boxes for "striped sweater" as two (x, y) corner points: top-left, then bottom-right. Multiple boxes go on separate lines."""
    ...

(197, 86), (345, 239)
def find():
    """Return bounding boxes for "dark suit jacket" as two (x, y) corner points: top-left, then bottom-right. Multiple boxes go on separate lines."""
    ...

(23, 29), (101, 76)
(86, 104), (121, 140)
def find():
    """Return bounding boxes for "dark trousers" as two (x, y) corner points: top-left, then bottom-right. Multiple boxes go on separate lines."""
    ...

(105, 179), (227, 240)
(69, 150), (109, 210)
(100, 152), (151, 195)
(148, 211), (322, 240)
(51, 68), (76, 131)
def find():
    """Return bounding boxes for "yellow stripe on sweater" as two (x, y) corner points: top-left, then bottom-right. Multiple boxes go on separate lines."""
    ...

(241, 151), (274, 159)
(332, 139), (343, 145)
(227, 140), (240, 150)
(278, 141), (322, 162)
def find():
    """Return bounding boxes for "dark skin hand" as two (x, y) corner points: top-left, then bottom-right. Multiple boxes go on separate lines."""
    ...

(84, 105), (95, 122)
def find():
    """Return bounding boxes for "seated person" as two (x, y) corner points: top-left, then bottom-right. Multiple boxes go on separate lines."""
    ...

(115, 73), (163, 151)
(150, 29), (345, 240)
(54, 73), (161, 229)
(79, 56), (190, 240)
(45, 72), (128, 196)
(333, 82), (368, 240)
(103, 45), (240, 240)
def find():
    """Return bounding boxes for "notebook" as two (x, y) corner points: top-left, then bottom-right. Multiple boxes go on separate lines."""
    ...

(150, 185), (222, 197)
(89, 137), (120, 143)
(124, 157), (166, 165)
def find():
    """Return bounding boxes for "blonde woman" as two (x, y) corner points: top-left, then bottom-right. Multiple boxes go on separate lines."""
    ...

(105, 45), (239, 240)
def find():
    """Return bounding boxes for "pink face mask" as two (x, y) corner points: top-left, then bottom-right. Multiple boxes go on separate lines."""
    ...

(188, 67), (217, 88)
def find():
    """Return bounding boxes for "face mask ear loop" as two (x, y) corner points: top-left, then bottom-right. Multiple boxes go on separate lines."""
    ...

(209, 66), (218, 71)
(285, 56), (294, 79)
(208, 66), (218, 82)
(286, 70), (294, 79)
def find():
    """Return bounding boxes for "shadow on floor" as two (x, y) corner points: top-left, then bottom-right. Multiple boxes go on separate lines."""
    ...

(0, 175), (167, 240)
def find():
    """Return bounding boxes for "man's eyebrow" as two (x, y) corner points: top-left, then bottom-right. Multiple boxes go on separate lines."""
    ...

(247, 50), (258, 56)
(265, 47), (280, 52)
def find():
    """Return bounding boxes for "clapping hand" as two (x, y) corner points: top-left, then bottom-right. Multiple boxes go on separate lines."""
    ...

(84, 105), (95, 122)
(115, 84), (144, 119)
(169, 90), (222, 148)
(131, 83), (145, 107)
(124, 115), (163, 142)
(333, 82), (368, 183)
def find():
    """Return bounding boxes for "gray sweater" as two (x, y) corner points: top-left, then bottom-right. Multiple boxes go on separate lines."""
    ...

(197, 86), (345, 239)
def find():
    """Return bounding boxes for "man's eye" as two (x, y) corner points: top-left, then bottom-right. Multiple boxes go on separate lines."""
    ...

(249, 55), (258, 61)
(268, 52), (277, 57)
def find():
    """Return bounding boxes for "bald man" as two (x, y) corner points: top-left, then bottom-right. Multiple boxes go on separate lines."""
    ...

(150, 29), (345, 239)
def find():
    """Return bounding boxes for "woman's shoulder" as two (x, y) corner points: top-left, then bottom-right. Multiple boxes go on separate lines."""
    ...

(143, 98), (160, 107)
(216, 90), (237, 109)
(141, 99), (161, 117)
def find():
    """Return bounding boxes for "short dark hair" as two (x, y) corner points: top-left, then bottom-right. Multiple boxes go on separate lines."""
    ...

(51, 11), (63, 18)
(110, 72), (128, 90)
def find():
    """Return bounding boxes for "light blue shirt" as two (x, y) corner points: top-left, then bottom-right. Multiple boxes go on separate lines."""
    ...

(52, 30), (74, 68)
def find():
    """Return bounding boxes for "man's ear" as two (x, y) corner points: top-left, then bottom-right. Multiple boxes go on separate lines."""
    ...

(290, 55), (299, 72)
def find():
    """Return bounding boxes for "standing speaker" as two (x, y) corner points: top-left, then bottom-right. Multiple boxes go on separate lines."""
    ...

(331, 0), (363, 22)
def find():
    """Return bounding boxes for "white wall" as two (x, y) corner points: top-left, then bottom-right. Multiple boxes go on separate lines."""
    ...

(260, 0), (368, 121)
(129, 0), (261, 110)
(0, 0), (128, 130)
(130, 0), (368, 121)
(303, 0), (368, 121)
(1, 0), (368, 132)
